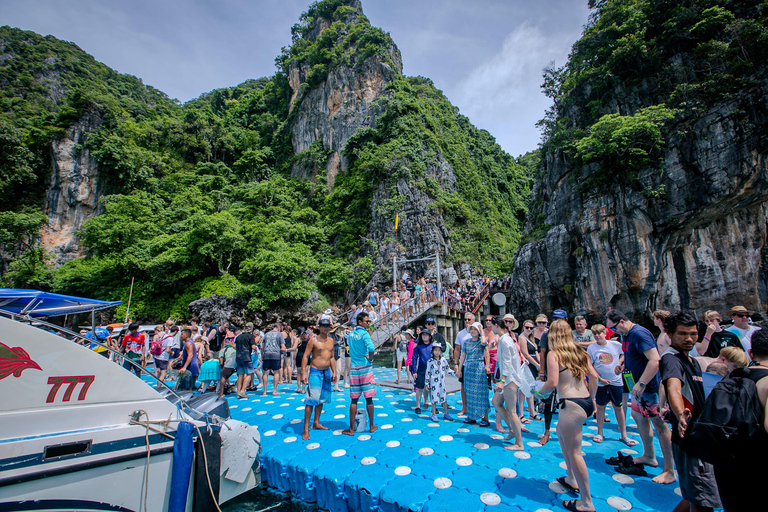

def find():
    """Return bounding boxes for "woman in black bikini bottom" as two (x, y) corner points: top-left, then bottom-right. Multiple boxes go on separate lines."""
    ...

(559, 397), (594, 417)
(538, 319), (599, 512)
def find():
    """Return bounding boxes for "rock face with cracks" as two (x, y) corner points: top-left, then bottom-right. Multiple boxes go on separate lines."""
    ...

(285, 1), (458, 284)
(510, 86), (768, 323)
(40, 111), (104, 266)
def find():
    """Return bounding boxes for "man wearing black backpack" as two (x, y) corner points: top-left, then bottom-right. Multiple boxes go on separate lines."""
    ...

(704, 328), (768, 512)
(660, 311), (721, 511)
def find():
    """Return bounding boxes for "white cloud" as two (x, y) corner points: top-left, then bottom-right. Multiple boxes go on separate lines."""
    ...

(449, 23), (577, 156)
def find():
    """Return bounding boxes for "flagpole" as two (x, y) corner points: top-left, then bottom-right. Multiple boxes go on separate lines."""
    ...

(124, 277), (135, 323)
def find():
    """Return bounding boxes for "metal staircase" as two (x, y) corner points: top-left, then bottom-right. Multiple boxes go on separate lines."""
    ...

(369, 292), (438, 349)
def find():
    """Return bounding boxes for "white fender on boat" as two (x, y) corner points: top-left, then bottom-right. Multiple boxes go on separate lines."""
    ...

(219, 419), (261, 484)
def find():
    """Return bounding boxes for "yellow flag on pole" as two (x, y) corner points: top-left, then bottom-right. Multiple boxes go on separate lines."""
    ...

(394, 213), (399, 231)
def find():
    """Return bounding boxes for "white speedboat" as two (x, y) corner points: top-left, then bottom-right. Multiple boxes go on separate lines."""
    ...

(0, 291), (261, 512)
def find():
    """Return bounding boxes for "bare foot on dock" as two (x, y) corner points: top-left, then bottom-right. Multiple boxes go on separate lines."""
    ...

(302, 431), (310, 440)
(539, 432), (550, 446)
(341, 428), (355, 436)
(312, 423), (328, 430)
(369, 425), (378, 433)
(652, 470), (676, 485)
(633, 456), (658, 468)
(504, 444), (525, 451)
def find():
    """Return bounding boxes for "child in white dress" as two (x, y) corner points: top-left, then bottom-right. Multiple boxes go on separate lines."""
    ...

(425, 345), (454, 422)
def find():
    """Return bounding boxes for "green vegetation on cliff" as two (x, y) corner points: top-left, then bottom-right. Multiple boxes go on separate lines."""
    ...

(535, 0), (768, 201)
(0, 0), (529, 321)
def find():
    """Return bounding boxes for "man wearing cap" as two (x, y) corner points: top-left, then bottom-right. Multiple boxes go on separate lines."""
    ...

(301, 318), (337, 440)
(725, 305), (760, 354)
(425, 318), (449, 356)
(342, 312), (378, 435)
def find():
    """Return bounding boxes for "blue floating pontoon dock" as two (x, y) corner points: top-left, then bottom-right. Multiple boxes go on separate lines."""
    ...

(222, 366), (683, 512)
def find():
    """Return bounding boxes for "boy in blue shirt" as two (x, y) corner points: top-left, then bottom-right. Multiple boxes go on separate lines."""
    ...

(342, 312), (377, 435)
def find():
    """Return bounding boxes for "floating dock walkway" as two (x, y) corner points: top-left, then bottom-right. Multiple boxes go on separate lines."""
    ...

(225, 366), (682, 512)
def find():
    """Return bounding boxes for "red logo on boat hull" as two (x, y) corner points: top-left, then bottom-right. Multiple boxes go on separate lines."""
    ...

(0, 341), (42, 380)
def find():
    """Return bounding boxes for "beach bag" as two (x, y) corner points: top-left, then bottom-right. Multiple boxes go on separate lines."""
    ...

(150, 336), (164, 357)
(688, 367), (768, 466)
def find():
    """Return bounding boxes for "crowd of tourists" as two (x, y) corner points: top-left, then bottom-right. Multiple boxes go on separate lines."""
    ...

(79, 294), (766, 512)
(387, 305), (763, 512)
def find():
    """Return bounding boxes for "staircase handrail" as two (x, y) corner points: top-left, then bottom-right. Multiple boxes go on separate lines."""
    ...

(366, 289), (438, 348)
(469, 283), (490, 314)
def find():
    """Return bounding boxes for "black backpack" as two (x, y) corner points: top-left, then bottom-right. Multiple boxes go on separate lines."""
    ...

(688, 367), (768, 466)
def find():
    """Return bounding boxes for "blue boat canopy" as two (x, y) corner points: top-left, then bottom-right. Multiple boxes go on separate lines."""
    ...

(0, 289), (122, 317)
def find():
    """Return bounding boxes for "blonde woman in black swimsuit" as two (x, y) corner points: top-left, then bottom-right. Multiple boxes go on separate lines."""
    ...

(538, 319), (599, 512)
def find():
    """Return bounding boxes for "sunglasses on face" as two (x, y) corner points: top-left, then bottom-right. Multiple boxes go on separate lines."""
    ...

(524, 326), (533, 330)
(464, 319), (472, 322)
(537, 321), (547, 325)
(735, 314), (749, 318)
(485, 319), (492, 322)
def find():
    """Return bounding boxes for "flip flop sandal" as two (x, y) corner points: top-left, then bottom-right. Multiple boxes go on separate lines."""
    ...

(563, 499), (595, 512)
(619, 436), (638, 446)
(616, 462), (648, 477)
(605, 452), (634, 466)
(479, 420), (490, 427)
(556, 476), (579, 494)
(520, 417), (531, 424)
(592, 435), (604, 443)
(531, 415), (544, 421)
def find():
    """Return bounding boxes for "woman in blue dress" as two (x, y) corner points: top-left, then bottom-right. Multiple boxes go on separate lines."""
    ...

(457, 321), (490, 426)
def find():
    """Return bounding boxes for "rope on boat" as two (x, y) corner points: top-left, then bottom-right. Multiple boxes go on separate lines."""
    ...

(192, 422), (223, 512)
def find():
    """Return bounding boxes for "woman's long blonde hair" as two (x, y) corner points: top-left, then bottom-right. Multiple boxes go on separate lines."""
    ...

(548, 319), (591, 380)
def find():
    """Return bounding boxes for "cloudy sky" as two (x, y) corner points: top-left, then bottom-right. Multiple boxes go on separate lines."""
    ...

(0, 0), (591, 157)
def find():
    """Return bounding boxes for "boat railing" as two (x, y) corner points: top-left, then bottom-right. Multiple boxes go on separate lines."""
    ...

(2, 311), (211, 422)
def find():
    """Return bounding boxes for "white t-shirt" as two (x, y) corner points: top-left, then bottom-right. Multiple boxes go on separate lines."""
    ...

(455, 328), (471, 366)
(156, 333), (174, 361)
(726, 325), (760, 353)
(587, 340), (623, 386)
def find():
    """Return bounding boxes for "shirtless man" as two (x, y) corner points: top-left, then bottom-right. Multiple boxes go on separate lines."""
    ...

(301, 318), (337, 440)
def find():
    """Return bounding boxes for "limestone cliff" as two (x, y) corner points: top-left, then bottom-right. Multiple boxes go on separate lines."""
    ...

(287, 1), (402, 187)
(283, 2), (455, 277)
(288, 50), (400, 186)
(510, 84), (768, 322)
(41, 112), (104, 266)
(284, 1), (528, 286)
